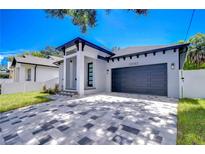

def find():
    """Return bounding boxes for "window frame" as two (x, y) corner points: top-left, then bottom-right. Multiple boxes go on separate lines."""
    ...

(87, 62), (93, 87)
(26, 68), (31, 81)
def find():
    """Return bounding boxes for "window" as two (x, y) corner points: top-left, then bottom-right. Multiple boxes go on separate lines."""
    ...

(26, 68), (31, 81)
(87, 62), (93, 87)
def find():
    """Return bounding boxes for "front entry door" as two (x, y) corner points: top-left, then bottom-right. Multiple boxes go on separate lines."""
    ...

(65, 57), (77, 90)
(69, 58), (77, 90)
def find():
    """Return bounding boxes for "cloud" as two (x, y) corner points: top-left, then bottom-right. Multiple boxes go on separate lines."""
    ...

(0, 49), (32, 64)
(0, 49), (28, 55)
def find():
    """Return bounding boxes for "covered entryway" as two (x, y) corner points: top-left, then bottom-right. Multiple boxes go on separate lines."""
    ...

(111, 63), (167, 96)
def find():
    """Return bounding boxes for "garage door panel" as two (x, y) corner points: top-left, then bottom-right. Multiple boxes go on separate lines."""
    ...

(111, 63), (167, 96)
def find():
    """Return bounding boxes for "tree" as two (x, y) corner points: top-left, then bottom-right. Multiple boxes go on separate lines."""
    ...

(31, 51), (45, 58)
(187, 33), (205, 66)
(178, 40), (186, 44)
(40, 46), (62, 57)
(7, 46), (62, 62)
(45, 9), (147, 33)
(180, 33), (205, 69)
(8, 56), (14, 62)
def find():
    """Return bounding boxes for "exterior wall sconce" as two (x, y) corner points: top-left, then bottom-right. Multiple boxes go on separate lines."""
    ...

(106, 69), (109, 74)
(171, 63), (175, 70)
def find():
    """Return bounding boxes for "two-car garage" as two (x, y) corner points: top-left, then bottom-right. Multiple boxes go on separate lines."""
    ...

(111, 63), (168, 96)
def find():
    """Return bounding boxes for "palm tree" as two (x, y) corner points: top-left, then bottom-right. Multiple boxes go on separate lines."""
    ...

(187, 33), (205, 66)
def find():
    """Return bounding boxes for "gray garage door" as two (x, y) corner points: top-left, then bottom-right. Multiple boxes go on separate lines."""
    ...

(111, 63), (167, 96)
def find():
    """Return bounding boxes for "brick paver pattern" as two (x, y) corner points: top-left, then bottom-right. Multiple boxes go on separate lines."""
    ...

(0, 93), (177, 145)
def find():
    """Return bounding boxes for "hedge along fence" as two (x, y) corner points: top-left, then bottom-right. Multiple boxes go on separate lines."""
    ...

(0, 78), (58, 95)
(179, 69), (205, 98)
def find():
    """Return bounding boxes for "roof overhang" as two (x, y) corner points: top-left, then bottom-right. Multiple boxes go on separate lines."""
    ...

(56, 37), (115, 56)
(10, 57), (17, 68)
(110, 43), (190, 59)
(11, 57), (59, 68)
(53, 59), (64, 65)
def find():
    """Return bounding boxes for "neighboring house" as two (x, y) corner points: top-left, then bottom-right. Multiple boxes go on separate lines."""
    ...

(55, 37), (189, 98)
(10, 55), (59, 82)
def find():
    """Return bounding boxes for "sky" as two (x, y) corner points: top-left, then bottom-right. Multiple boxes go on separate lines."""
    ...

(0, 9), (205, 65)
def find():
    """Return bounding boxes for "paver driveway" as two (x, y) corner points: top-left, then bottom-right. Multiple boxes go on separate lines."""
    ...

(0, 93), (178, 145)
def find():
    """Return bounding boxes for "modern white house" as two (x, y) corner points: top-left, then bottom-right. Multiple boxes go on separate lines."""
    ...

(10, 55), (60, 82)
(55, 37), (189, 98)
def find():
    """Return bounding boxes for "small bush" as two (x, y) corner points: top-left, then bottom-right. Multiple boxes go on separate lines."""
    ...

(54, 84), (59, 93)
(48, 88), (55, 94)
(42, 85), (47, 93)
(42, 84), (60, 94)
(0, 74), (9, 79)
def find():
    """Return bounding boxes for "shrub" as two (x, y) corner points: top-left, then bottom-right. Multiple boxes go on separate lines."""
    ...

(42, 84), (59, 94)
(54, 84), (59, 93)
(0, 74), (9, 79)
(48, 88), (55, 94)
(42, 85), (47, 93)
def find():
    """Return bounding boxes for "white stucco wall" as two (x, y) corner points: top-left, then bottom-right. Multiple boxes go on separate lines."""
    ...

(84, 57), (107, 95)
(84, 45), (111, 58)
(13, 63), (59, 83)
(59, 62), (64, 90)
(17, 63), (35, 82)
(35, 65), (59, 82)
(62, 44), (180, 98)
(83, 45), (109, 95)
(106, 49), (180, 98)
(179, 69), (205, 98)
(1, 78), (59, 94)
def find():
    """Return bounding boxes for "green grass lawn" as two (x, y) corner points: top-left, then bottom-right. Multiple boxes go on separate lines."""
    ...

(177, 98), (205, 144)
(0, 91), (51, 113)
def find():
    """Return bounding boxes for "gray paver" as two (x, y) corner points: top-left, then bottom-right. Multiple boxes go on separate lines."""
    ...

(0, 93), (177, 145)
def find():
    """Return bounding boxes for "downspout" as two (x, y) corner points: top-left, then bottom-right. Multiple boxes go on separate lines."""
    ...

(179, 46), (188, 98)
(34, 65), (37, 82)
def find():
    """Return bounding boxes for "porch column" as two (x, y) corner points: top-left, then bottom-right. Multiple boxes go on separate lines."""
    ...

(76, 42), (85, 96)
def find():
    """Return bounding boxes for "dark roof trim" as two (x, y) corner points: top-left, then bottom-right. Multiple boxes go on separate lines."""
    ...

(15, 61), (59, 68)
(53, 59), (64, 65)
(10, 58), (17, 67)
(110, 43), (190, 59)
(97, 55), (108, 61)
(56, 37), (114, 56)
